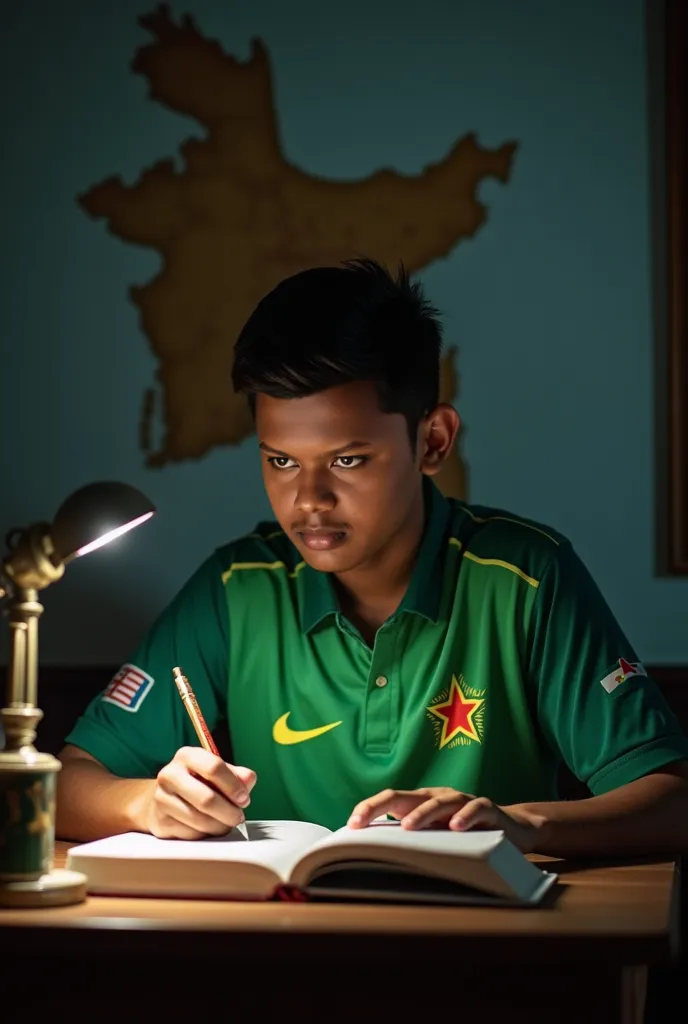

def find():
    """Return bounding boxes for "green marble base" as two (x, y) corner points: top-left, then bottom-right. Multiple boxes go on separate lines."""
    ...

(0, 752), (61, 881)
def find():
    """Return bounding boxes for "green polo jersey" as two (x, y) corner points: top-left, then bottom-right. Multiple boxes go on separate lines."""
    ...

(66, 480), (688, 830)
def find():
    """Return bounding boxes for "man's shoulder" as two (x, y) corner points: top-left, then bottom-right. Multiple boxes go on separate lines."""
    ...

(448, 498), (571, 584)
(213, 521), (303, 581)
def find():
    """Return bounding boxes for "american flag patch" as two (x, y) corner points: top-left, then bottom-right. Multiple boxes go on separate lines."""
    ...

(102, 664), (154, 712)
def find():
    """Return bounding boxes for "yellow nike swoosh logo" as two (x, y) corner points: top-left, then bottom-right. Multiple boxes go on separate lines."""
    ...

(272, 712), (342, 745)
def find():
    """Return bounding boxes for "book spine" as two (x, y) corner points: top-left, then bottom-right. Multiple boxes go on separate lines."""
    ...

(273, 883), (309, 902)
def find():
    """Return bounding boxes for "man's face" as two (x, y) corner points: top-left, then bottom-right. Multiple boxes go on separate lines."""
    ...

(255, 381), (423, 575)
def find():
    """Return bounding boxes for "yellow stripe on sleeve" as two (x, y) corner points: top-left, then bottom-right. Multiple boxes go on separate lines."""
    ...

(462, 551), (540, 588)
(460, 508), (559, 546)
(222, 560), (306, 584)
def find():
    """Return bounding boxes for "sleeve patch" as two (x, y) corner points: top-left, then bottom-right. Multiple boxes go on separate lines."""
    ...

(600, 658), (647, 695)
(101, 664), (155, 712)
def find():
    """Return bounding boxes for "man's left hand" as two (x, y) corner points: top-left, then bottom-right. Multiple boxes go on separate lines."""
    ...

(347, 787), (548, 854)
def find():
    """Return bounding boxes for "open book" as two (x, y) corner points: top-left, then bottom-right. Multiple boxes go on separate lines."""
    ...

(67, 820), (557, 906)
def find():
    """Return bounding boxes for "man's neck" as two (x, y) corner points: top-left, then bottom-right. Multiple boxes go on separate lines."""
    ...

(333, 493), (425, 640)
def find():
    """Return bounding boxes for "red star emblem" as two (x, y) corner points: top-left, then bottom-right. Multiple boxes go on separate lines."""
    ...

(427, 676), (484, 748)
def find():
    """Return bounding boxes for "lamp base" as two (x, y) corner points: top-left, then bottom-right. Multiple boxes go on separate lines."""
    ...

(0, 868), (87, 908)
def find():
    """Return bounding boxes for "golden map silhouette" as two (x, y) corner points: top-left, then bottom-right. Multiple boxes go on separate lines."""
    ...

(79, 4), (517, 499)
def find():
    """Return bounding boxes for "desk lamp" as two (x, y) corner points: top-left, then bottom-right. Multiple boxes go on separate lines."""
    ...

(0, 482), (155, 907)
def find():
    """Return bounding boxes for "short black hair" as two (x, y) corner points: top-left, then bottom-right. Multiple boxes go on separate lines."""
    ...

(231, 257), (443, 446)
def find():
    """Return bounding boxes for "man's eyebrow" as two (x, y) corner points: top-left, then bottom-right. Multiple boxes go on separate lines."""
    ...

(258, 441), (373, 457)
(329, 441), (374, 455)
(259, 441), (290, 457)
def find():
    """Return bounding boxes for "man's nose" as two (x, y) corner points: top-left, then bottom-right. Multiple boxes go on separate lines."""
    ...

(295, 471), (336, 513)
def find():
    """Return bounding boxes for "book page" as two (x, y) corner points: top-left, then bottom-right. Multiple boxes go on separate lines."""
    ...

(309, 821), (505, 857)
(289, 822), (507, 887)
(288, 822), (557, 903)
(68, 820), (331, 892)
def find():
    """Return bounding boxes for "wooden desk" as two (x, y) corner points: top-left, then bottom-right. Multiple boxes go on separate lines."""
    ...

(0, 842), (680, 1024)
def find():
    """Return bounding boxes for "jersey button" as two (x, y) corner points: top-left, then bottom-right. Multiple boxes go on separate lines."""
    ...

(375, 675), (388, 688)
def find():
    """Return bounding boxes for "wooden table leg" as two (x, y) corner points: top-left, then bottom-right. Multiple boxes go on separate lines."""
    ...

(621, 966), (648, 1024)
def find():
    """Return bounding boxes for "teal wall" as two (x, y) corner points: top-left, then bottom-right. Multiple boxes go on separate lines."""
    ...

(2, 0), (686, 666)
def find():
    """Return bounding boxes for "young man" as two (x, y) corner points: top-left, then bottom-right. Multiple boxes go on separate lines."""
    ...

(57, 258), (688, 856)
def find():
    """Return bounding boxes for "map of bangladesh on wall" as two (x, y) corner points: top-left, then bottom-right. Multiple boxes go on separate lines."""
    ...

(79, 4), (517, 499)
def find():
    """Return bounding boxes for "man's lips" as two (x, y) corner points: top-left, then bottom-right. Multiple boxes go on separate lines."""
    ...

(294, 528), (348, 551)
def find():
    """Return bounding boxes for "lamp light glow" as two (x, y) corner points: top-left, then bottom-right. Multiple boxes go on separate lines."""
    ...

(76, 510), (155, 557)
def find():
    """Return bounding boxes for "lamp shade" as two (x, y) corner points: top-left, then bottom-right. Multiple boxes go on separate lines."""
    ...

(50, 481), (156, 563)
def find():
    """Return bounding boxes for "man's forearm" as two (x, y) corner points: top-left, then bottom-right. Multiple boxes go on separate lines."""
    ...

(511, 767), (688, 858)
(56, 758), (154, 842)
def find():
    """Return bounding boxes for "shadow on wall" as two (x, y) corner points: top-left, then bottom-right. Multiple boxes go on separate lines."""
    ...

(0, 580), (157, 748)
(37, 573), (155, 664)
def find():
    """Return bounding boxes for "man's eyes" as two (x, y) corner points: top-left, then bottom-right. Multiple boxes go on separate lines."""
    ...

(334, 455), (371, 468)
(266, 455), (369, 471)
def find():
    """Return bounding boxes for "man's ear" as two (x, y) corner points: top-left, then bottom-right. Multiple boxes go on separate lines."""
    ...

(417, 404), (460, 476)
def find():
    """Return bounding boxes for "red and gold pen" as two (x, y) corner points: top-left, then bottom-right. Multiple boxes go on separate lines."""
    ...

(172, 666), (249, 840)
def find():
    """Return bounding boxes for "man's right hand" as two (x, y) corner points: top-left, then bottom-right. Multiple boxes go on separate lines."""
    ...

(145, 747), (257, 839)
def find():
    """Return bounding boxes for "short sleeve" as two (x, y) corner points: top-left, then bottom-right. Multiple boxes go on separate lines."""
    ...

(65, 550), (229, 778)
(528, 542), (688, 795)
